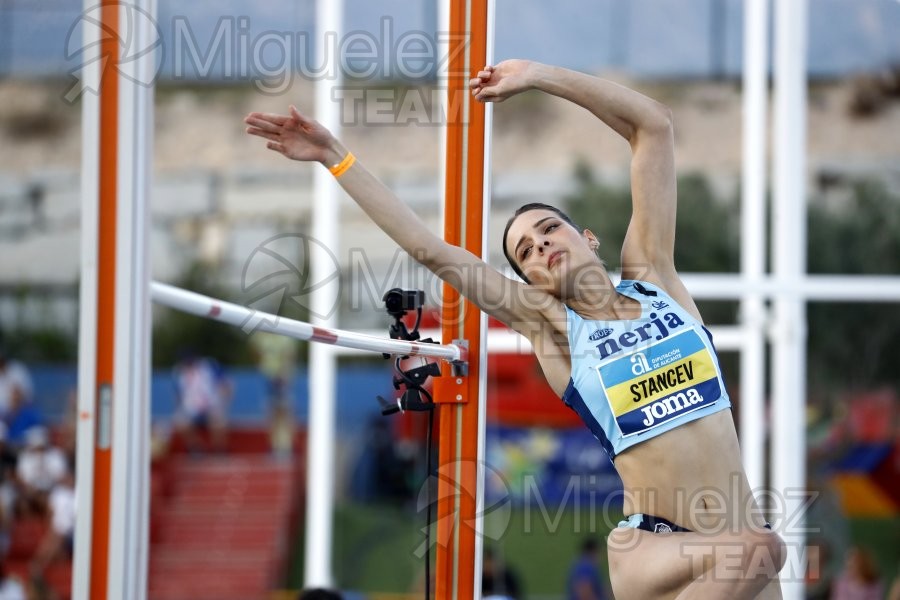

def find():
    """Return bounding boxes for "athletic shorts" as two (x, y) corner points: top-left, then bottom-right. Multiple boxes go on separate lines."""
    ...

(618, 513), (773, 534)
(618, 513), (692, 533)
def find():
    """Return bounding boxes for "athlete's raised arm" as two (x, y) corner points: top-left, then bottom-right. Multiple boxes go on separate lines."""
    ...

(244, 106), (554, 333)
(470, 60), (677, 275)
(471, 60), (702, 320)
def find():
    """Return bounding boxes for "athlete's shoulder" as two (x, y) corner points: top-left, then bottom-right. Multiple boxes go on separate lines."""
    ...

(621, 268), (703, 324)
(618, 278), (664, 295)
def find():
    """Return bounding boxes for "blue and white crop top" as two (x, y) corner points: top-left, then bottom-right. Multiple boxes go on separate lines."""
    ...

(561, 279), (732, 461)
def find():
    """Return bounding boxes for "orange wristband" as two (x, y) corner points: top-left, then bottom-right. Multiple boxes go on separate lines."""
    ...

(328, 152), (356, 178)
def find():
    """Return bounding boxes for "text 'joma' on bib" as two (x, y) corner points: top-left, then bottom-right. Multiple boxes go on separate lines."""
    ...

(594, 327), (722, 437)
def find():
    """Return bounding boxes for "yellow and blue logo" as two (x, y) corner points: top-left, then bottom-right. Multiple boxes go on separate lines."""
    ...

(595, 328), (721, 437)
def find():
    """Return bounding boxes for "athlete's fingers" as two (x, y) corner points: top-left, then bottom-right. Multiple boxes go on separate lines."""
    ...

(476, 89), (504, 103)
(475, 87), (496, 99)
(244, 116), (283, 133)
(267, 141), (286, 153)
(245, 112), (289, 126)
(245, 127), (280, 142)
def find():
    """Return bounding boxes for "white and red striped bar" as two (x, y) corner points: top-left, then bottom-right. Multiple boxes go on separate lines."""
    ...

(151, 282), (464, 362)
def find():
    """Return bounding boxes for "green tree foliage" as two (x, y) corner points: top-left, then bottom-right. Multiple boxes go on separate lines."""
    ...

(0, 284), (78, 362)
(0, 322), (76, 363)
(565, 162), (740, 273)
(806, 179), (900, 391)
(564, 161), (739, 326)
(808, 179), (900, 275)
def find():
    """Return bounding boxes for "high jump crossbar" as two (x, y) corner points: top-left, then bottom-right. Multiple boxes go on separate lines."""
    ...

(150, 281), (465, 363)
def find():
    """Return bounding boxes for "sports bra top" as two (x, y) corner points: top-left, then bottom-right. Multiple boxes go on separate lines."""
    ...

(561, 279), (732, 462)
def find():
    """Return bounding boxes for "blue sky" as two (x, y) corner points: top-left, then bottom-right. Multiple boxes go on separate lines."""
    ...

(2, 0), (899, 79)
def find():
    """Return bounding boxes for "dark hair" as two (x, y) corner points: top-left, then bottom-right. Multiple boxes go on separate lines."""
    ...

(501, 203), (580, 283)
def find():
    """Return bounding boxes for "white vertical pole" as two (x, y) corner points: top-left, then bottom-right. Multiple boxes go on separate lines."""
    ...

(73, 1), (102, 597)
(472, 2), (495, 594)
(107, 1), (155, 597)
(437, 0), (450, 235)
(772, 0), (808, 598)
(304, 0), (342, 588)
(74, 0), (154, 598)
(739, 0), (768, 492)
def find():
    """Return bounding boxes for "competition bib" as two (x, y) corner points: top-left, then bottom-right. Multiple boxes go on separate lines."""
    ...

(595, 327), (722, 437)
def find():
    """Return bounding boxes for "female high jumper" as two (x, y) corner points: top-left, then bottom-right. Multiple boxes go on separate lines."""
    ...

(245, 59), (786, 599)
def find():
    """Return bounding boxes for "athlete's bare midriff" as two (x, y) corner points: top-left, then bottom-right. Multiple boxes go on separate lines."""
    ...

(613, 410), (767, 532)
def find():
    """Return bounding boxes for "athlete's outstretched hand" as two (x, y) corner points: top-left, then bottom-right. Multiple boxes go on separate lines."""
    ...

(469, 59), (535, 103)
(244, 106), (335, 163)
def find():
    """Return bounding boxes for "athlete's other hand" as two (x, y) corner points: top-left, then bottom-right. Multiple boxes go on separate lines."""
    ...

(469, 59), (535, 103)
(244, 106), (337, 164)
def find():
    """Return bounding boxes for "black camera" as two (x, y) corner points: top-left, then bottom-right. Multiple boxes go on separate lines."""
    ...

(382, 288), (425, 318)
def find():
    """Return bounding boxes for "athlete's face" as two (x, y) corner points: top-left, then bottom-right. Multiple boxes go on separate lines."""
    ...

(505, 209), (602, 294)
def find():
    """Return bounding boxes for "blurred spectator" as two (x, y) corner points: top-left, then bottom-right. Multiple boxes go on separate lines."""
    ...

(250, 332), (296, 457)
(15, 427), (67, 516)
(0, 351), (41, 450)
(0, 560), (26, 600)
(173, 352), (231, 454)
(482, 546), (522, 600)
(56, 389), (79, 457)
(567, 538), (607, 600)
(150, 422), (172, 461)
(0, 350), (32, 423)
(830, 546), (884, 600)
(0, 424), (16, 556)
(3, 394), (41, 452)
(805, 537), (836, 600)
(368, 417), (415, 502)
(29, 462), (74, 582)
